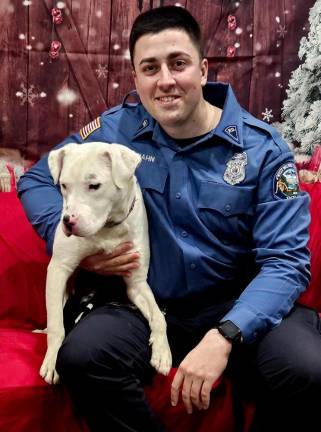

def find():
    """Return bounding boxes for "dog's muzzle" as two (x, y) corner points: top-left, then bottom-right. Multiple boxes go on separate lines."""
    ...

(63, 214), (76, 235)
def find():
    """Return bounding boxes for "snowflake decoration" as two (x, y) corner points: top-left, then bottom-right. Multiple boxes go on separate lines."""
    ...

(277, 25), (287, 38)
(95, 64), (108, 79)
(262, 108), (274, 123)
(16, 83), (39, 106)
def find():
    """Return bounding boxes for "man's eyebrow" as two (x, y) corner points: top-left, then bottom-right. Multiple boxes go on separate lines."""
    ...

(139, 51), (191, 65)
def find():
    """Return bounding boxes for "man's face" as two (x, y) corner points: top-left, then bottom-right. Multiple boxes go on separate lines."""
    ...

(132, 29), (208, 135)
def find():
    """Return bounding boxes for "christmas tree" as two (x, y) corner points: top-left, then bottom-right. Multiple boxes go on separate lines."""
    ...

(278, 0), (321, 156)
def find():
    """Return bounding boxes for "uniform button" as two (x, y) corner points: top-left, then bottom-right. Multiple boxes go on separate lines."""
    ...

(181, 231), (188, 238)
(190, 263), (196, 270)
(176, 192), (182, 199)
(225, 204), (231, 212)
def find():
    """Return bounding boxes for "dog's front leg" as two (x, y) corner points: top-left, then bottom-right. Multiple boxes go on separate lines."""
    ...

(40, 259), (73, 384)
(126, 282), (172, 376)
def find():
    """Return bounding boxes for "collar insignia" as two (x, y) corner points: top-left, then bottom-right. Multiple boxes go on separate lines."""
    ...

(138, 119), (149, 131)
(223, 125), (239, 143)
(223, 152), (247, 185)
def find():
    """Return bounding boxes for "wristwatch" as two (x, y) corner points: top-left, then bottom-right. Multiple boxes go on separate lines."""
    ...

(216, 320), (243, 344)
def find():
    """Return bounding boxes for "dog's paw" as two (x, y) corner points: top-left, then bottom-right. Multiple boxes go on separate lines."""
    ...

(40, 354), (60, 385)
(150, 336), (172, 376)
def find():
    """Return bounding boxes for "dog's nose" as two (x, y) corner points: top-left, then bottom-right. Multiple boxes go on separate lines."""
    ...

(63, 214), (76, 227)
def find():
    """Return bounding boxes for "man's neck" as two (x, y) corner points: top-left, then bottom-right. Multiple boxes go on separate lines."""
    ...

(163, 100), (222, 140)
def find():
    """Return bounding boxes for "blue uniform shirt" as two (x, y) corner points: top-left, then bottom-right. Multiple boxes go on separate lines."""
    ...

(18, 82), (311, 343)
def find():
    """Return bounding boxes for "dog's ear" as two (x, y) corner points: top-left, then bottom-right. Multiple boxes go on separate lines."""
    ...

(48, 147), (66, 184)
(104, 144), (141, 189)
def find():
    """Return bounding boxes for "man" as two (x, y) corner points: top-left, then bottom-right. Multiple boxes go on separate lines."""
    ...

(18, 6), (321, 432)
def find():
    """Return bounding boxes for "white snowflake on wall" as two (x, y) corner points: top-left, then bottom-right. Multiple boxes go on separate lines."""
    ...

(262, 108), (274, 123)
(95, 64), (108, 79)
(277, 25), (287, 38)
(15, 83), (39, 106)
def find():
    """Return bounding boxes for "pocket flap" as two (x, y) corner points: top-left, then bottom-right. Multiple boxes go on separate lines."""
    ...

(198, 181), (253, 216)
(136, 163), (168, 194)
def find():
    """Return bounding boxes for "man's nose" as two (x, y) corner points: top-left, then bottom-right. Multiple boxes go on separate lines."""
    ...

(157, 65), (175, 88)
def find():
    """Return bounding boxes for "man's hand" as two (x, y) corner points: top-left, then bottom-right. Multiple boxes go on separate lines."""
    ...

(80, 242), (140, 277)
(171, 329), (232, 414)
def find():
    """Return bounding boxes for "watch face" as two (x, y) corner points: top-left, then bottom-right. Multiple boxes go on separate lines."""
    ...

(218, 320), (242, 343)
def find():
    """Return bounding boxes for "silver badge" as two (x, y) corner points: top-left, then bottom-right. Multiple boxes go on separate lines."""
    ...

(223, 152), (247, 185)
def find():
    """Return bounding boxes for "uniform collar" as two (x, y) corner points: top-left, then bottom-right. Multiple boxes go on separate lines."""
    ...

(204, 82), (244, 149)
(131, 82), (244, 148)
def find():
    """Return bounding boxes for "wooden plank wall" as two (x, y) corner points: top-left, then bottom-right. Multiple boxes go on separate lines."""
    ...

(0, 0), (315, 158)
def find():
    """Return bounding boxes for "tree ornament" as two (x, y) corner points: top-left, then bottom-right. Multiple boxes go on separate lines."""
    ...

(227, 15), (237, 31)
(227, 46), (236, 57)
(49, 40), (62, 60)
(49, 4), (63, 61)
(51, 7), (63, 25)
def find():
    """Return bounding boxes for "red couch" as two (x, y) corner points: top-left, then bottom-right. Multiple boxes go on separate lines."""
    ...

(1, 172), (320, 431)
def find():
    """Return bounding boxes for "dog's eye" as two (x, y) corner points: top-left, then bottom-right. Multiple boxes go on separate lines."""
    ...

(89, 183), (101, 190)
(61, 183), (66, 190)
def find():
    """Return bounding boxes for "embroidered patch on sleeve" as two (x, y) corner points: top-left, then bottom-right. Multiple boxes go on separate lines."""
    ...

(273, 162), (300, 199)
(79, 117), (101, 140)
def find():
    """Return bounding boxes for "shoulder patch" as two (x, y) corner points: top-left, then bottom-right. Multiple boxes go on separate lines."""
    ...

(274, 162), (300, 199)
(79, 117), (101, 140)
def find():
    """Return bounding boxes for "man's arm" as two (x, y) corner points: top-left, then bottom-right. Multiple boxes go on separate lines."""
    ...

(171, 135), (311, 413)
(222, 147), (311, 343)
(17, 135), (81, 255)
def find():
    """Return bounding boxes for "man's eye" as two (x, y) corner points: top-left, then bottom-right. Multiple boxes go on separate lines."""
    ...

(143, 65), (156, 74)
(174, 60), (186, 69)
(89, 183), (101, 190)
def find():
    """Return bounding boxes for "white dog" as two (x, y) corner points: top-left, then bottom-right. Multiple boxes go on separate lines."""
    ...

(40, 142), (172, 384)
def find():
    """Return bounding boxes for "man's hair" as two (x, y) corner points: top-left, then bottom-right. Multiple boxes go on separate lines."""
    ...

(129, 6), (204, 67)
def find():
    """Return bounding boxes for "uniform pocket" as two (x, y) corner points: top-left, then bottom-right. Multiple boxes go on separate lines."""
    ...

(197, 181), (253, 242)
(198, 181), (253, 215)
(136, 163), (168, 194)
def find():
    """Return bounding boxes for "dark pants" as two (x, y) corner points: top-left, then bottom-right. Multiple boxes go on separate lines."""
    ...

(56, 296), (321, 432)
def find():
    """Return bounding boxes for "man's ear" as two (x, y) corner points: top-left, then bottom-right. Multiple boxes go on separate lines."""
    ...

(200, 58), (208, 87)
(104, 144), (141, 189)
(132, 69), (139, 95)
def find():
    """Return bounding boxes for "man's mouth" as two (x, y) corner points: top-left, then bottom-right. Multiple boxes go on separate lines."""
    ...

(155, 95), (180, 104)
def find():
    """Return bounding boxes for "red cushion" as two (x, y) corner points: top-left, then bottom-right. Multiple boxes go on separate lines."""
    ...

(0, 328), (88, 432)
(0, 180), (319, 431)
(298, 182), (321, 309)
(0, 191), (49, 329)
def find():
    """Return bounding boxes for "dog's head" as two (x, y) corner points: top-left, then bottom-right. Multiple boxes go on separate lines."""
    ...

(48, 142), (141, 237)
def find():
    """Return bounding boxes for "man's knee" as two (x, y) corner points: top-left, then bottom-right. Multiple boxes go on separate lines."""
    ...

(257, 308), (321, 396)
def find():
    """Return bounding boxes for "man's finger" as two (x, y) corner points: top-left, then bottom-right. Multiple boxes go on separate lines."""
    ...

(190, 377), (203, 410)
(104, 252), (139, 268)
(181, 375), (193, 414)
(200, 379), (212, 410)
(107, 242), (134, 258)
(102, 261), (140, 273)
(171, 369), (184, 407)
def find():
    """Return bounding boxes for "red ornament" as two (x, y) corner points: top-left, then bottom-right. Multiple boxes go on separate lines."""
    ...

(227, 46), (236, 57)
(50, 40), (61, 51)
(49, 40), (62, 60)
(227, 15), (237, 31)
(51, 7), (63, 25)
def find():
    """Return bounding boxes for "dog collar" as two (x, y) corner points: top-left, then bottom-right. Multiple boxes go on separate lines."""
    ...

(104, 196), (136, 228)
